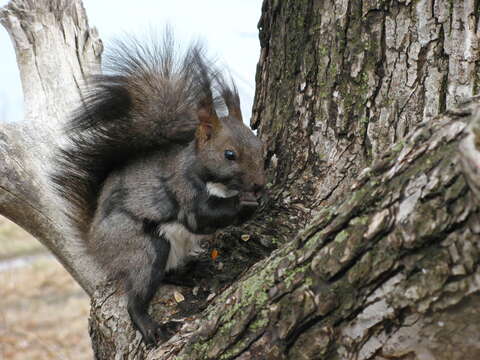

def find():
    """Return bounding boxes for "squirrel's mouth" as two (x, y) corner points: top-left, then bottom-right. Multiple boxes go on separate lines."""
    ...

(239, 192), (259, 206)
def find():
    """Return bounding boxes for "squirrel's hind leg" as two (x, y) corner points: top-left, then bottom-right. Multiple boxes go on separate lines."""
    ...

(124, 230), (171, 345)
(91, 191), (173, 345)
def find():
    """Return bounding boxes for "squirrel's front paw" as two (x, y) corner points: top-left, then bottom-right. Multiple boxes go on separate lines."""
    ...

(236, 196), (259, 223)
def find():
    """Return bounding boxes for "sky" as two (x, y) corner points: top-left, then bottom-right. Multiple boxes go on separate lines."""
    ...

(0, 0), (263, 122)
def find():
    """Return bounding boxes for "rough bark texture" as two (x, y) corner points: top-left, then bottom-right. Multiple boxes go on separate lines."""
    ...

(2, 0), (480, 359)
(0, 0), (103, 295)
(253, 0), (480, 236)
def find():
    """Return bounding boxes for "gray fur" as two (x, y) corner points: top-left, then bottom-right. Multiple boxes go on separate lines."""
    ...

(52, 33), (265, 345)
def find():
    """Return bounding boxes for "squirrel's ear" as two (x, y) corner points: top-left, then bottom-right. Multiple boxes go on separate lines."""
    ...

(223, 89), (243, 122)
(196, 101), (221, 144)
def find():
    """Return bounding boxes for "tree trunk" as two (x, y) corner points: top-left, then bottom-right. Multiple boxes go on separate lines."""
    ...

(253, 0), (480, 236)
(1, 0), (480, 359)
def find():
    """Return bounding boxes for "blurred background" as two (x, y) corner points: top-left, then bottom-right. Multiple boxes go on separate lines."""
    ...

(0, 217), (92, 359)
(0, 0), (262, 358)
(0, 0), (262, 123)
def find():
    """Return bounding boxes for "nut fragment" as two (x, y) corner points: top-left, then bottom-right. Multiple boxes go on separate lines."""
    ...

(241, 234), (251, 242)
(174, 290), (185, 303)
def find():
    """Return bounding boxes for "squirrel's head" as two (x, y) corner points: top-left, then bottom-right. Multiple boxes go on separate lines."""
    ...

(194, 92), (265, 209)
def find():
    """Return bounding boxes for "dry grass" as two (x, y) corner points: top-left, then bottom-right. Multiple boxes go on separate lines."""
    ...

(0, 217), (44, 260)
(0, 217), (93, 360)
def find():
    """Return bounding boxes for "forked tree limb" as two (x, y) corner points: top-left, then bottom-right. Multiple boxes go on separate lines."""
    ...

(0, 0), (103, 295)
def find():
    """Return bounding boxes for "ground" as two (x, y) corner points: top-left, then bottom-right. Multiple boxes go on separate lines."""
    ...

(0, 216), (93, 360)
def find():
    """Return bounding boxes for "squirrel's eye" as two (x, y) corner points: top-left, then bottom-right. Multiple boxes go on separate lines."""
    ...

(224, 150), (236, 160)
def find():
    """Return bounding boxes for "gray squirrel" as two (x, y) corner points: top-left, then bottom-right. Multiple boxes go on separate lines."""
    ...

(51, 33), (265, 345)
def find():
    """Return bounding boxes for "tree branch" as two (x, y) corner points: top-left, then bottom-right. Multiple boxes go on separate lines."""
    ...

(0, 0), (103, 295)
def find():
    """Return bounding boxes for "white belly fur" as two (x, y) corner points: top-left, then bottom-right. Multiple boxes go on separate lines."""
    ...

(158, 222), (207, 271)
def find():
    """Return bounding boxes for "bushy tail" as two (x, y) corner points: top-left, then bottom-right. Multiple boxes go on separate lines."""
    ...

(51, 31), (239, 233)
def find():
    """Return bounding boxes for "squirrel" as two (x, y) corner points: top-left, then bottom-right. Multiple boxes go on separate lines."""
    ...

(51, 32), (266, 345)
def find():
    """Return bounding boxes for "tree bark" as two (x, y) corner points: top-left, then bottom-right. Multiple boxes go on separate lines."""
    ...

(2, 0), (480, 359)
(253, 0), (480, 236)
(0, 0), (104, 295)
